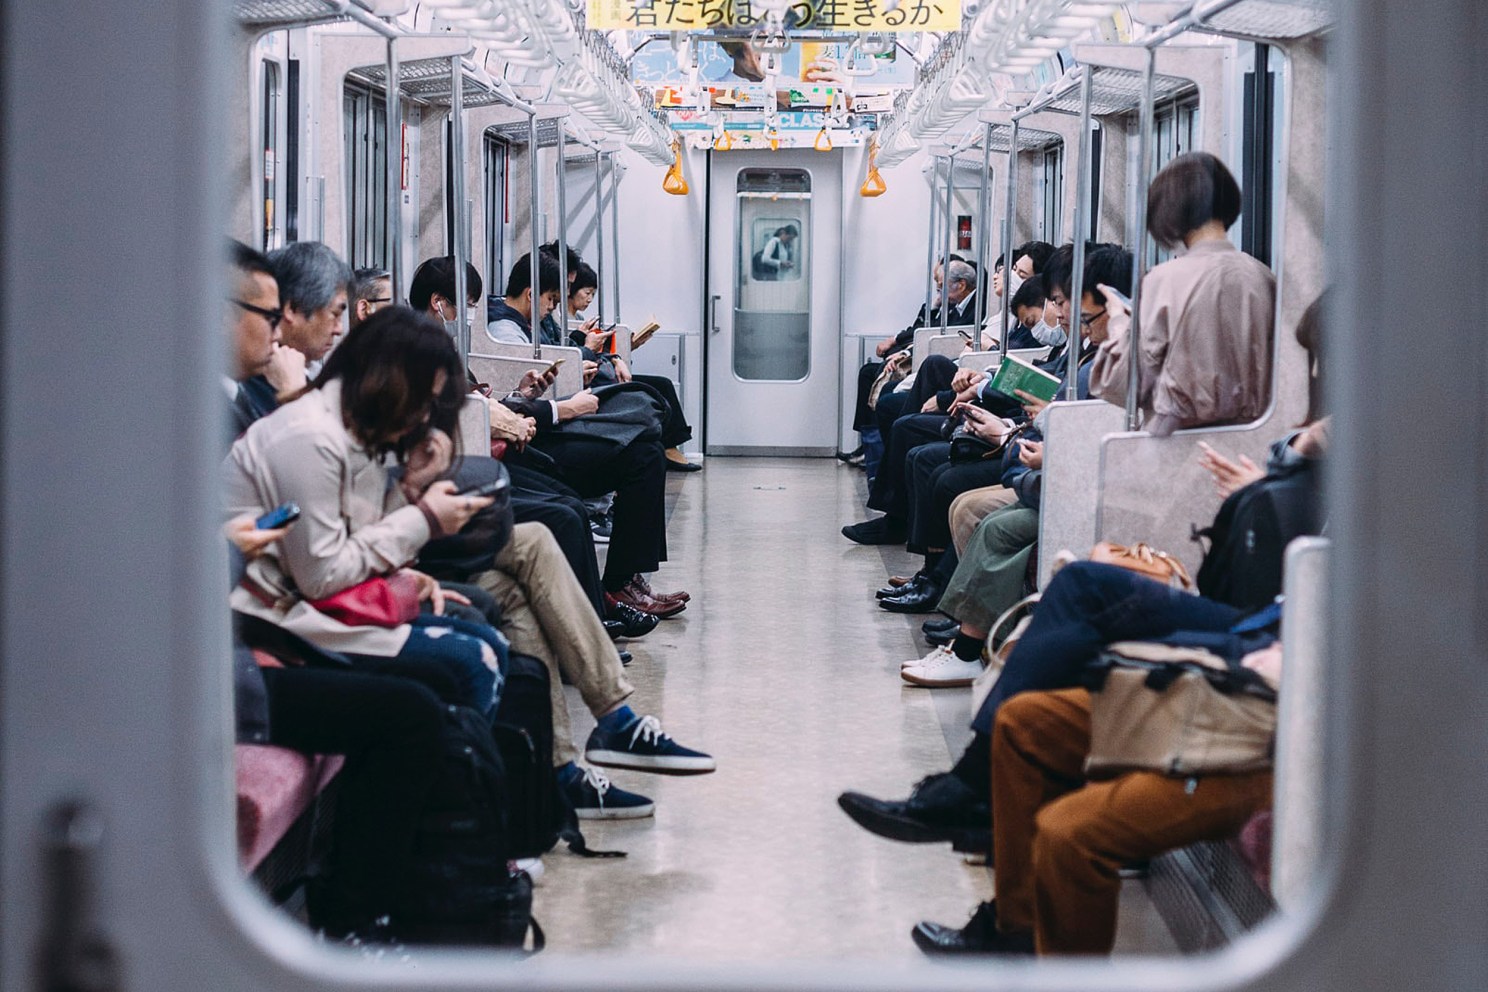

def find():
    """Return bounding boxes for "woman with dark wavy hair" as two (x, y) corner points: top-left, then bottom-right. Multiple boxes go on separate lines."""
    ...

(225, 305), (503, 711)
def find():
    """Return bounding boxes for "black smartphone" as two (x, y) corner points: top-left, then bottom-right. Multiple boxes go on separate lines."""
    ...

(255, 501), (301, 530)
(456, 477), (510, 499)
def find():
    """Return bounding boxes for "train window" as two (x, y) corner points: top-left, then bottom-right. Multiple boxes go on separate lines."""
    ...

(259, 59), (280, 251)
(1241, 42), (1277, 265)
(734, 168), (811, 381)
(1150, 97), (1201, 265)
(342, 82), (390, 269)
(484, 132), (509, 304)
(1039, 141), (1064, 241)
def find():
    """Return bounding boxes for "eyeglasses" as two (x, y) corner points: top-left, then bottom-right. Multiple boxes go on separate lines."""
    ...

(366, 297), (393, 305)
(233, 299), (283, 330)
(1079, 310), (1105, 328)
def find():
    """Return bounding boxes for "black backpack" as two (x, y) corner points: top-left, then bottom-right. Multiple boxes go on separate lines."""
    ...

(418, 457), (516, 582)
(491, 653), (563, 860)
(1193, 456), (1321, 612)
(394, 703), (543, 951)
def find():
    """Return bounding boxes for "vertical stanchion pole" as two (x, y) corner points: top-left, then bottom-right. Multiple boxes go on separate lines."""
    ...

(594, 150), (607, 326)
(384, 38), (401, 303)
(1000, 120), (1020, 349)
(1127, 45), (1157, 430)
(975, 124), (993, 334)
(923, 157), (939, 326)
(555, 127), (568, 340)
(940, 153), (955, 333)
(1065, 65), (1095, 402)
(527, 112), (541, 359)
(608, 153), (622, 322)
(450, 58), (469, 364)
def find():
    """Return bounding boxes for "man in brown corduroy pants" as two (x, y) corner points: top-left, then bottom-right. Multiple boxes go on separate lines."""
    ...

(913, 687), (1273, 956)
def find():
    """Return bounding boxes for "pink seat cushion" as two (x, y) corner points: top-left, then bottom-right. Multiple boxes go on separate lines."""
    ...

(236, 744), (343, 872)
(1232, 810), (1273, 892)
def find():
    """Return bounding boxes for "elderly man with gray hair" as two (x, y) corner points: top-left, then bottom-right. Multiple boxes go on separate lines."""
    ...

(267, 241), (353, 381)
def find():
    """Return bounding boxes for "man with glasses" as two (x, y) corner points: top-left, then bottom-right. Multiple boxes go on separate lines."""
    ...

(226, 240), (283, 441)
(348, 267), (393, 329)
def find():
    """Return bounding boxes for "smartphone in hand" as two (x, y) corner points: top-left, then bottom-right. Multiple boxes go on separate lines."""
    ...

(541, 357), (566, 378)
(456, 477), (510, 499)
(255, 501), (301, 530)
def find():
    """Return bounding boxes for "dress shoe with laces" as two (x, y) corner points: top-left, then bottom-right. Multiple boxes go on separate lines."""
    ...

(879, 579), (943, 614)
(841, 515), (908, 546)
(911, 901), (1034, 957)
(629, 574), (689, 603)
(836, 772), (991, 853)
(604, 598), (661, 638)
(877, 573), (926, 599)
(606, 585), (686, 619)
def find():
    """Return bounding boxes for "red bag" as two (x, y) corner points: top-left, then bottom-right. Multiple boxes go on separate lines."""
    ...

(309, 572), (420, 627)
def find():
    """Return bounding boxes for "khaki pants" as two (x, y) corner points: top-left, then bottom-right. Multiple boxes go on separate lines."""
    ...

(991, 689), (1273, 955)
(949, 485), (1018, 555)
(475, 522), (633, 765)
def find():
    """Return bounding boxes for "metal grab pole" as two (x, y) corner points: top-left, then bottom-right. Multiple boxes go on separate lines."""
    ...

(940, 153), (954, 333)
(1127, 46), (1157, 430)
(449, 58), (469, 364)
(609, 154), (622, 322)
(1066, 64), (1094, 403)
(527, 111), (541, 358)
(384, 38), (401, 303)
(1000, 120), (1019, 349)
(975, 124), (993, 333)
(594, 151), (606, 326)
(555, 127), (568, 339)
(923, 158), (939, 327)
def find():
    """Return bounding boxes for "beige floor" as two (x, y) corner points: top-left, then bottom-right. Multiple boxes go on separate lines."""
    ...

(539, 456), (1176, 960)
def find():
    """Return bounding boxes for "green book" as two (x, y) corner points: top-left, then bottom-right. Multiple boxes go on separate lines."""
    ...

(988, 353), (1062, 404)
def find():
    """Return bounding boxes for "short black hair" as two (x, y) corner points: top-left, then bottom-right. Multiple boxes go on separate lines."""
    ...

(1013, 240), (1055, 274)
(1010, 278), (1045, 313)
(570, 261), (598, 296)
(408, 256), (483, 312)
(1147, 152), (1243, 249)
(540, 240), (583, 274)
(229, 239), (274, 279)
(1082, 244), (1134, 306)
(1042, 244), (1075, 300)
(504, 252), (563, 298)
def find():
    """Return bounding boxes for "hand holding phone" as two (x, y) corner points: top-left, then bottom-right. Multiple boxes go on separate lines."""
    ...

(455, 477), (509, 499)
(542, 357), (566, 378)
(254, 502), (301, 530)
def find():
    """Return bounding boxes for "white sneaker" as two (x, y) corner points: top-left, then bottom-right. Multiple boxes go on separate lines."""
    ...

(901, 646), (983, 687)
(902, 643), (955, 671)
(510, 857), (545, 885)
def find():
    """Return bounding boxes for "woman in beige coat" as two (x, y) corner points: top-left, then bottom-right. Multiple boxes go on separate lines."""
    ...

(1090, 152), (1275, 436)
(225, 307), (502, 710)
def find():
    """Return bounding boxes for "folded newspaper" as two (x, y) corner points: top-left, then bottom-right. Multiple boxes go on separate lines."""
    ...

(987, 353), (1061, 403)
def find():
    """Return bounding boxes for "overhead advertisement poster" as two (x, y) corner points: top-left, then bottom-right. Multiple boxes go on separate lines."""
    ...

(631, 39), (917, 87)
(588, 0), (961, 32)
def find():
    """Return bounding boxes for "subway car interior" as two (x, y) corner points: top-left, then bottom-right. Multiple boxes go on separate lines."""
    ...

(2, 0), (1487, 990)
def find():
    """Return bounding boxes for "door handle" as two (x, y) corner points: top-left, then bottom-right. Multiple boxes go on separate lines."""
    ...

(710, 294), (722, 335)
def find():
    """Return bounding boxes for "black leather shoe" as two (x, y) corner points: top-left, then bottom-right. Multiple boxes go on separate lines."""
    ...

(877, 573), (926, 599)
(842, 516), (908, 546)
(604, 600), (660, 639)
(836, 772), (991, 852)
(617, 650), (633, 666)
(911, 902), (1034, 957)
(835, 445), (865, 463)
(924, 623), (960, 646)
(879, 580), (943, 614)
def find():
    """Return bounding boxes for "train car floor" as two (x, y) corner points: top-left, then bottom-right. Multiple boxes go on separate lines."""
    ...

(542, 456), (1178, 959)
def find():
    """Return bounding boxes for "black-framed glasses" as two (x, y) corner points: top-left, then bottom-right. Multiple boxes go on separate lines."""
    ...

(233, 299), (283, 330)
(1079, 310), (1105, 328)
(366, 297), (393, 305)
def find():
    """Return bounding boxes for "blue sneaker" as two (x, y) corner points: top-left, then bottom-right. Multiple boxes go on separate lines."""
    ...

(561, 766), (655, 821)
(585, 715), (717, 775)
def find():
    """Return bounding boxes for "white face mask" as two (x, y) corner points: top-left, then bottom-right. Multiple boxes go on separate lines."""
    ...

(1029, 319), (1067, 348)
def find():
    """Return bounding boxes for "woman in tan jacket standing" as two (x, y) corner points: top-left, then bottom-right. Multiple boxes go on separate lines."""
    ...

(1090, 152), (1275, 436)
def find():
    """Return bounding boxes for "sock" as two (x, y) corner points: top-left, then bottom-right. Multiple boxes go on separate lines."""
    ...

(951, 631), (983, 662)
(602, 573), (633, 594)
(924, 551), (943, 574)
(950, 733), (993, 800)
(595, 705), (638, 734)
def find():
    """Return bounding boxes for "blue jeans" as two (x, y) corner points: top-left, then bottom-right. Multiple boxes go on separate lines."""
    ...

(354, 614), (507, 716)
(970, 562), (1242, 735)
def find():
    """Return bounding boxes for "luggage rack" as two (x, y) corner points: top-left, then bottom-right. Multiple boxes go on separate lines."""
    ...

(1189, 0), (1333, 41)
(346, 57), (505, 108)
(1040, 64), (1196, 117)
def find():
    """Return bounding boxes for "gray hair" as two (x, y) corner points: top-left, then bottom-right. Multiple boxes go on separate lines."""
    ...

(349, 266), (391, 309)
(267, 241), (352, 314)
(945, 259), (977, 288)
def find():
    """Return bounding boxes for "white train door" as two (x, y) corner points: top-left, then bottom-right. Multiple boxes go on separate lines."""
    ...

(705, 152), (841, 454)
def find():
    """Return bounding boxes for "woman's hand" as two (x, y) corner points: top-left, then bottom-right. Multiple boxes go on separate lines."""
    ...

(583, 326), (610, 352)
(1294, 416), (1330, 459)
(582, 360), (599, 385)
(487, 398), (537, 444)
(1017, 438), (1044, 469)
(962, 405), (1010, 443)
(399, 568), (472, 617)
(419, 480), (493, 536)
(400, 428), (453, 499)
(612, 357), (632, 383)
(1097, 283), (1131, 343)
(875, 336), (897, 358)
(224, 514), (290, 559)
(1197, 441), (1264, 498)
(1014, 389), (1050, 419)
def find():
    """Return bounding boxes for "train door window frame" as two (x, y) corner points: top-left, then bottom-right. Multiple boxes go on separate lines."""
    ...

(259, 58), (282, 251)
(484, 131), (510, 306)
(1241, 42), (1278, 266)
(1038, 141), (1064, 242)
(1149, 95), (1201, 266)
(342, 80), (390, 270)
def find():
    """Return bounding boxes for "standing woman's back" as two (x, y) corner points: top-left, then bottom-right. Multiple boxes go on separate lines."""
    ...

(1090, 152), (1275, 436)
